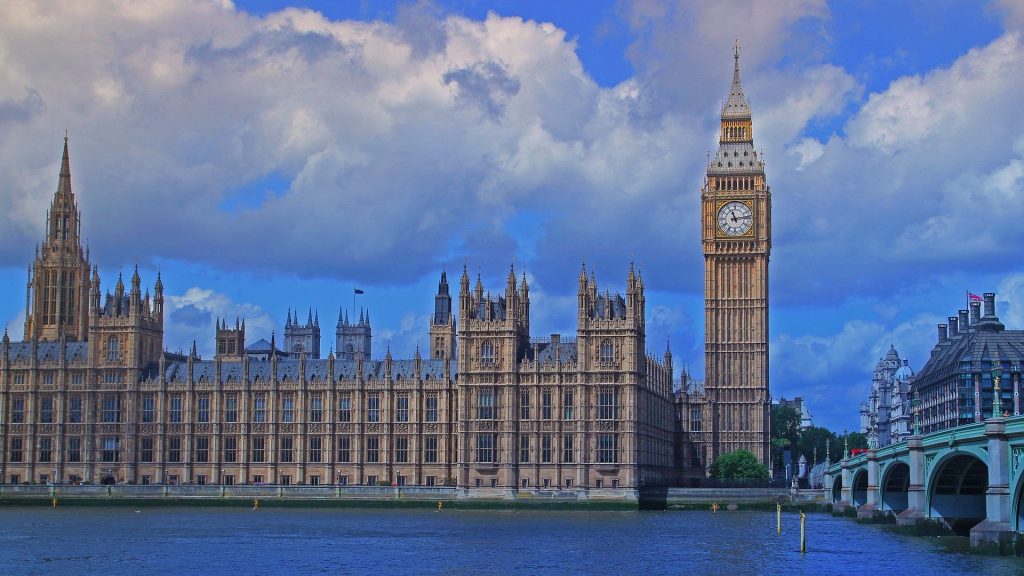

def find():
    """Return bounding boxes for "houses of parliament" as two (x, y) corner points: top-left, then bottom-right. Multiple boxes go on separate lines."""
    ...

(0, 49), (770, 489)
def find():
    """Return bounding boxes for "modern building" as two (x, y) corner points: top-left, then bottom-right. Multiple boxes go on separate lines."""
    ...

(0, 136), (676, 489)
(688, 42), (773, 471)
(912, 294), (1024, 434)
(859, 345), (913, 447)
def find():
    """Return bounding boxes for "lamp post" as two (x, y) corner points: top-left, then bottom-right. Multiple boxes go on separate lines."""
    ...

(912, 391), (921, 436)
(992, 364), (1003, 419)
(51, 468), (56, 486)
(843, 429), (849, 460)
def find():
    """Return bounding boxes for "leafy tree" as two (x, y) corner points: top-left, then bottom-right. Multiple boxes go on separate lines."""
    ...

(845, 431), (868, 451)
(795, 427), (869, 466)
(710, 450), (770, 480)
(795, 426), (837, 465)
(771, 405), (802, 470)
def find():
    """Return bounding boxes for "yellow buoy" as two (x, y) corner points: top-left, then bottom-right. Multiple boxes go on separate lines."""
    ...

(800, 511), (807, 553)
(51, 497), (58, 509)
(253, 498), (260, 511)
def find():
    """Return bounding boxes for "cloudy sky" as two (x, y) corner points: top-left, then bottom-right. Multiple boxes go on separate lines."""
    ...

(1, 0), (1022, 431)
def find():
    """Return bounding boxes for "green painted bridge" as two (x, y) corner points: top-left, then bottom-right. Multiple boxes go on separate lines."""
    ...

(825, 416), (1024, 551)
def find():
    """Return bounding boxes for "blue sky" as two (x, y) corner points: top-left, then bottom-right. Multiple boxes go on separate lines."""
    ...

(1, 0), (1023, 432)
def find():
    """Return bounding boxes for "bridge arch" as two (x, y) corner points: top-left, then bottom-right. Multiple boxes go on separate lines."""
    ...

(852, 469), (869, 508)
(926, 451), (988, 535)
(880, 461), (910, 514)
(831, 475), (842, 503)
(1011, 464), (1024, 532)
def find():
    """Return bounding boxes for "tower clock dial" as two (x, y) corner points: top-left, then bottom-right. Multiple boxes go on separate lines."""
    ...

(717, 201), (752, 236)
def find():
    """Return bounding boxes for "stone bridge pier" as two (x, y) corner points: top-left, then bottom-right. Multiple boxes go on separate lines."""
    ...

(970, 419), (1013, 550)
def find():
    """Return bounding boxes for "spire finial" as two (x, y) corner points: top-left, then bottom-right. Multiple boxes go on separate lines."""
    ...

(722, 38), (750, 119)
(57, 132), (73, 197)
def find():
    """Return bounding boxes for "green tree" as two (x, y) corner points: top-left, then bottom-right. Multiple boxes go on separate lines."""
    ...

(771, 405), (802, 470)
(710, 450), (770, 480)
(795, 427), (869, 465)
(796, 426), (837, 465)
(845, 431), (868, 452)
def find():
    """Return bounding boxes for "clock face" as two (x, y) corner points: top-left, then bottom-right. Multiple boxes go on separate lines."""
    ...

(717, 201), (753, 236)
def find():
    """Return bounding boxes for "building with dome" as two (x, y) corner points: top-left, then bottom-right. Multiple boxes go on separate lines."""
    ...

(859, 345), (914, 448)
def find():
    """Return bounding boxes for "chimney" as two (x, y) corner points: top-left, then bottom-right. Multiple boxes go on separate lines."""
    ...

(983, 292), (996, 318)
(937, 324), (948, 343)
(970, 301), (981, 325)
(958, 309), (969, 332)
(948, 316), (959, 335)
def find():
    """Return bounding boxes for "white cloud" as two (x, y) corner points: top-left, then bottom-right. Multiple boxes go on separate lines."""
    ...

(997, 273), (1024, 328)
(0, 0), (862, 300)
(165, 287), (274, 357)
(3, 310), (25, 338)
(770, 32), (1024, 306)
(788, 137), (824, 171)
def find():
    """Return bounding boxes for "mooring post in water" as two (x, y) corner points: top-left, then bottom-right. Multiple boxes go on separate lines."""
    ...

(800, 511), (806, 553)
(777, 502), (781, 534)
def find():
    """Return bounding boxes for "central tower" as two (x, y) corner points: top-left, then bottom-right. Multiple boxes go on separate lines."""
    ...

(701, 43), (771, 467)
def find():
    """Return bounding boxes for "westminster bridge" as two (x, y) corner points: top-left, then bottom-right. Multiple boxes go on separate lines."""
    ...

(825, 415), (1024, 551)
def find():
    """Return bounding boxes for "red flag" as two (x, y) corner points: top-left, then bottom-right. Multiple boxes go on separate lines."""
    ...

(968, 292), (982, 302)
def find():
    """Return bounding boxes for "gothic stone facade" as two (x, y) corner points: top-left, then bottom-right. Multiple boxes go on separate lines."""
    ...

(0, 138), (676, 488)
(693, 44), (772, 469)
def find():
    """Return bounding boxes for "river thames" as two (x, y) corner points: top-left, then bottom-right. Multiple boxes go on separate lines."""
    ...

(1, 507), (1022, 575)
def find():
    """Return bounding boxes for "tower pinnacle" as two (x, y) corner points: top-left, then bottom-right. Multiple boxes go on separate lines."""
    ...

(722, 40), (751, 120)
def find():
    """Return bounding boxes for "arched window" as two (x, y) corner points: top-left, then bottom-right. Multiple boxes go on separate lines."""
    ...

(481, 341), (495, 364)
(600, 339), (614, 364)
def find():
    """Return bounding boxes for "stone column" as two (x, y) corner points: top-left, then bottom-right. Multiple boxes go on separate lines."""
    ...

(970, 418), (1014, 553)
(858, 450), (883, 520)
(837, 459), (853, 512)
(897, 436), (925, 526)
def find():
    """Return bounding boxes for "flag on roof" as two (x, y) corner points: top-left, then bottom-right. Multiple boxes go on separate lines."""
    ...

(354, 288), (365, 294)
(968, 292), (982, 302)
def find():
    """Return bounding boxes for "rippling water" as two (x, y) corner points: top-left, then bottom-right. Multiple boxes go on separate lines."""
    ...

(1, 506), (1022, 575)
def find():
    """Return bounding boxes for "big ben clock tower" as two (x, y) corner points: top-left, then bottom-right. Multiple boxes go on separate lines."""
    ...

(701, 42), (771, 468)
